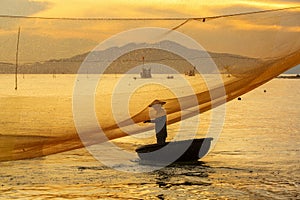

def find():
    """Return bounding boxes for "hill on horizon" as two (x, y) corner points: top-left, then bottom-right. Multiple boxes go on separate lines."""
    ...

(0, 40), (266, 75)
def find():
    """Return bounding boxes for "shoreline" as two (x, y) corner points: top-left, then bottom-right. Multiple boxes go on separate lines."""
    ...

(277, 74), (300, 79)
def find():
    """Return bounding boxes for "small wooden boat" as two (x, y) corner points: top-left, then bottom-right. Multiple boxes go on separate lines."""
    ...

(135, 138), (213, 165)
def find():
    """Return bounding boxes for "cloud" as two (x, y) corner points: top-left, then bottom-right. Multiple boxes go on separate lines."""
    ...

(0, 0), (51, 16)
(0, 0), (298, 62)
(258, 0), (300, 3)
(201, 0), (300, 17)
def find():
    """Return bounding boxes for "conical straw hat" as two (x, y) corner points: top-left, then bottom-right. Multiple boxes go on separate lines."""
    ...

(148, 100), (166, 107)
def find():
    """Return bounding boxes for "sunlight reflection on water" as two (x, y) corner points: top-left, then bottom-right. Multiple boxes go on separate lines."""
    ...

(0, 75), (299, 199)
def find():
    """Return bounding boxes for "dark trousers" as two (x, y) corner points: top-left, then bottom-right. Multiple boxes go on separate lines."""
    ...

(156, 133), (167, 145)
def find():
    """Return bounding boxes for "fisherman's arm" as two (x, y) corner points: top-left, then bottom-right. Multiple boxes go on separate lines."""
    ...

(143, 119), (155, 123)
(144, 116), (165, 123)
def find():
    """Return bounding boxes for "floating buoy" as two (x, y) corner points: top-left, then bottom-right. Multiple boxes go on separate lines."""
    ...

(238, 97), (242, 100)
(264, 89), (267, 93)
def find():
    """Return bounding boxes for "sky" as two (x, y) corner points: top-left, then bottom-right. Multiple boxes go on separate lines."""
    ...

(0, 0), (299, 18)
(0, 0), (299, 72)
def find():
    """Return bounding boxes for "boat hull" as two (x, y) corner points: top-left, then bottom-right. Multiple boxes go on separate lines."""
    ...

(135, 138), (213, 165)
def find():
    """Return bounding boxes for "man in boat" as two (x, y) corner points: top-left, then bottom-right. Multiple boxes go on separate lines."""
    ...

(144, 100), (167, 145)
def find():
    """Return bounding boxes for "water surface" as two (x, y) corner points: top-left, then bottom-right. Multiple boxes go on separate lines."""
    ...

(0, 75), (299, 199)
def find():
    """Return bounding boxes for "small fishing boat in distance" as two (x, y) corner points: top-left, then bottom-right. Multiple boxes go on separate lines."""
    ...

(140, 67), (152, 78)
(135, 138), (213, 165)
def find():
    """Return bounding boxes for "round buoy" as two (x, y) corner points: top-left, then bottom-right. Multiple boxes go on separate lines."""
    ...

(264, 89), (267, 93)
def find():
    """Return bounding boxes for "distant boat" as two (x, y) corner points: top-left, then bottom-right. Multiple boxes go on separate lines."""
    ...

(185, 67), (196, 76)
(140, 67), (152, 78)
(135, 138), (213, 165)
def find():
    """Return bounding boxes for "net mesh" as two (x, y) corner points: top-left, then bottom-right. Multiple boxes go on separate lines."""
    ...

(0, 7), (299, 161)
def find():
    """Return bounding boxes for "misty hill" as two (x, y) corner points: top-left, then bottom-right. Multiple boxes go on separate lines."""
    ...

(0, 40), (262, 75)
(0, 62), (15, 74)
(284, 65), (300, 74)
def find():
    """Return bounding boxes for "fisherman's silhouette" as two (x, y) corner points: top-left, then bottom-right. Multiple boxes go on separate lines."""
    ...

(144, 100), (167, 145)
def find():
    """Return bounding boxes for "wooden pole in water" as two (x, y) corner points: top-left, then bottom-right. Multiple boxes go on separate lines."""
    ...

(15, 27), (21, 90)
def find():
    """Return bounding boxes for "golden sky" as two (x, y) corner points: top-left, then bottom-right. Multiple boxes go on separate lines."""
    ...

(1, 0), (299, 17)
(0, 0), (299, 63)
(33, 0), (300, 18)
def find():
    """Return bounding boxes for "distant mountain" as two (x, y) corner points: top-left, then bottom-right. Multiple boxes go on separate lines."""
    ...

(284, 65), (300, 74)
(0, 62), (15, 74)
(0, 40), (263, 75)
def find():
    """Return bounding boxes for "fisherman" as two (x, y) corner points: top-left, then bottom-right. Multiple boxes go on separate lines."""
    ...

(144, 100), (167, 145)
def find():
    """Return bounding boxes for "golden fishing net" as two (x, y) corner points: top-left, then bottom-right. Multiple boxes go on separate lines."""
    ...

(0, 7), (299, 161)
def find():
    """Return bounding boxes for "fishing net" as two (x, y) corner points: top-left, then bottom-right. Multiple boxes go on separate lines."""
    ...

(0, 7), (299, 162)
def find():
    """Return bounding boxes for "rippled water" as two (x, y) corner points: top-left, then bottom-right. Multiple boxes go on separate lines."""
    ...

(0, 75), (299, 199)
